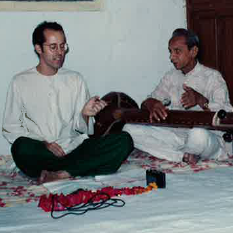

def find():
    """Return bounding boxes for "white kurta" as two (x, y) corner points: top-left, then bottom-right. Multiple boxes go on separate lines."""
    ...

(2, 67), (93, 154)
(123, 63), (233, 162)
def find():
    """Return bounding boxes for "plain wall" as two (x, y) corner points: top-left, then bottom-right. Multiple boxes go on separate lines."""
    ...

(0, 0), (186, 154)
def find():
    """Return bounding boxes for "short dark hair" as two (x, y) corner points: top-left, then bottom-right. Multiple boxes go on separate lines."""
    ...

(32, 21), (65, 48)
(169, 28), (199, 50)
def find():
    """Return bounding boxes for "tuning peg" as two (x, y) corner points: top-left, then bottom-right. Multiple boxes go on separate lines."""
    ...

(217, 109), (227, 119)
(223, 132), (233, 142)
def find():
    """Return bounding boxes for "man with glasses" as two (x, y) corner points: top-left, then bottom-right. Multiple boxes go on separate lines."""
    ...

(2, 21), (133, 183)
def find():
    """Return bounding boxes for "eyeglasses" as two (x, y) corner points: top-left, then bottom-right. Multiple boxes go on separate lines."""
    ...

(43, 43), (69, 52)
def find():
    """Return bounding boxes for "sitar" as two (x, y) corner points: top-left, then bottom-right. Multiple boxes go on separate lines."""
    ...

(113, 108), (233, 130)
(93, 92), (233, 142)
(111, 108), (233, 142)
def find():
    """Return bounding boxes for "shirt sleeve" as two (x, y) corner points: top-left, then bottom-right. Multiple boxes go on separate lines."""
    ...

(207, 72), (233, 112)
(149, 72), (171, 102)
(73, 75), (94, 135)
(2, 78), (37, 144)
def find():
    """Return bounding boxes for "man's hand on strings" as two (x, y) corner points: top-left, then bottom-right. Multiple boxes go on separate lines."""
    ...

(82, 96), (107, 117)
(142, 98), (168, 123)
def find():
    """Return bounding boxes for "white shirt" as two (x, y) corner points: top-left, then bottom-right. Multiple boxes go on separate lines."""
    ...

(123, 63), (233, 161)
(150, 62), (233, 112)
(2, 67), (93, 154)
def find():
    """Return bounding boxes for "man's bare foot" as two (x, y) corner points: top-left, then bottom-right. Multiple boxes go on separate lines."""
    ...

(182, 153), (201, 165)
(38, 170), (71, 184)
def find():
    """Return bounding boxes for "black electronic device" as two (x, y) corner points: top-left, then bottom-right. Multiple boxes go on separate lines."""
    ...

(146, 170), (166, 188)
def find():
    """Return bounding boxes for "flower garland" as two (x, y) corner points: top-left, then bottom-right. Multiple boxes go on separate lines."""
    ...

(38, 183), (158, 212)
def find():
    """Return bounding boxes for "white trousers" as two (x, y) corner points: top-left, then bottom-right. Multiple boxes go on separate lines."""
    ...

(123, 124), (230, 162)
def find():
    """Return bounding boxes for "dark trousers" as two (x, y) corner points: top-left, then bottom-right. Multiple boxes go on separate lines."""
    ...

(11, 131), (134, 178)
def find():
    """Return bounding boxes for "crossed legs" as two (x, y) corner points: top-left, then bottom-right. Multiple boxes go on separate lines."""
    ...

(11, 131), (134, 183)
(123, 124), (225, 165)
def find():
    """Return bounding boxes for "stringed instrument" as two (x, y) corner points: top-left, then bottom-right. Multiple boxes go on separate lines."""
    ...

(93, 92), (233, 142)
(114, 108), (232, 130)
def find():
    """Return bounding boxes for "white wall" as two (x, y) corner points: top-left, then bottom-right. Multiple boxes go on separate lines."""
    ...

(0, 0), (186, 154)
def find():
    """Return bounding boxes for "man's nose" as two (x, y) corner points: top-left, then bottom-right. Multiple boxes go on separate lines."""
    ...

(170, 52), (176, 61)
(57, 47), (63, 54)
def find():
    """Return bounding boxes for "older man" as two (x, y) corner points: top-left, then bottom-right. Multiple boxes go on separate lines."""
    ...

(124, 28), (232, 165)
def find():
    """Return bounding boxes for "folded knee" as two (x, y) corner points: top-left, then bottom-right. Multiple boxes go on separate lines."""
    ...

(122, 124), (132, 134)
(120, 131), (134, 152)
(189, 128), (209, 139)
(186, 128), (211, 155)
(188, 128), (209, 145)
(11, 137), (29, 155)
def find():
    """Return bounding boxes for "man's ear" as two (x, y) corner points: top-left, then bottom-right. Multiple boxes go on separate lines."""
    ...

(191, 46), (198, 58)
(35, 44), (42, 54)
